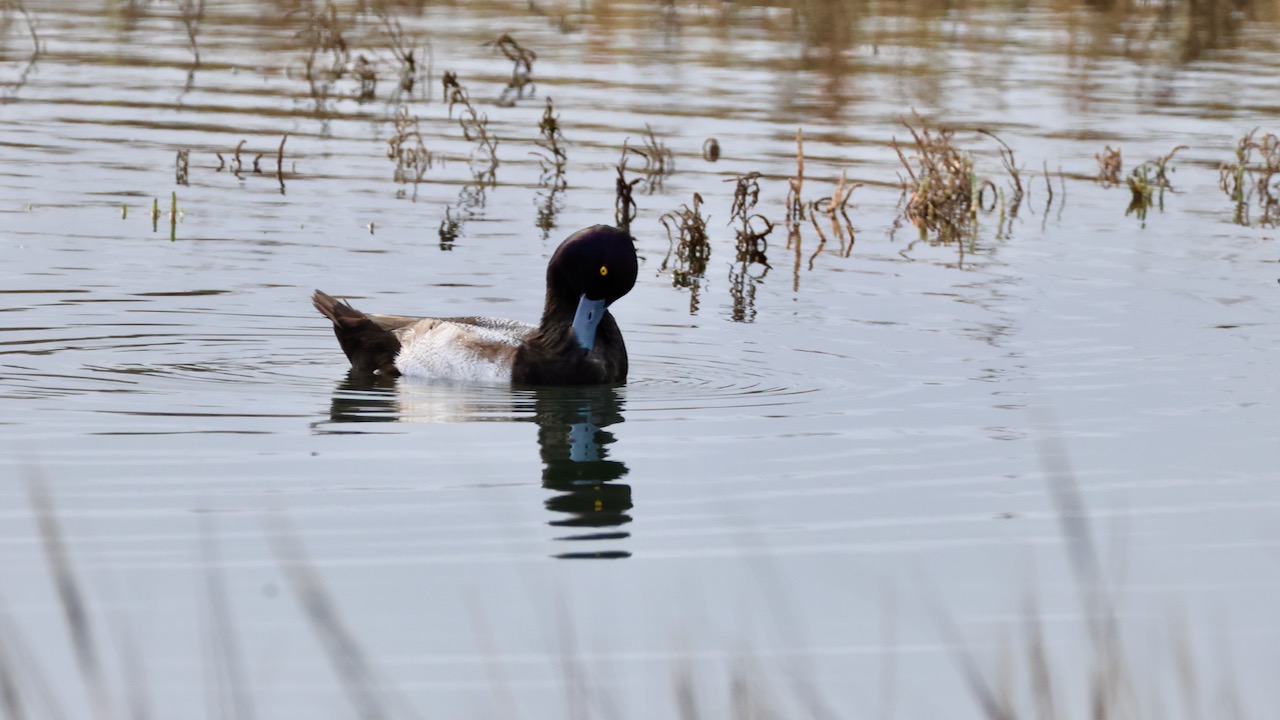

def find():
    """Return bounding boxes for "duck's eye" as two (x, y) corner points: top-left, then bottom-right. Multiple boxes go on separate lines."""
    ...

(599, 265), (608, 277)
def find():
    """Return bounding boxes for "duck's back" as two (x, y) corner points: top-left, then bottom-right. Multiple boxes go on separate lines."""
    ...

(386, 316), (535, 383)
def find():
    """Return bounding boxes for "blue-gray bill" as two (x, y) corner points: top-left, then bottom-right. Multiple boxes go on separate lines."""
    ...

(571, 295), (608, 351)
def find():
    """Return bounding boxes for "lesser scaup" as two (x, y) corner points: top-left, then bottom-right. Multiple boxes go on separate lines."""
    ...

(313, 225), (638, 385)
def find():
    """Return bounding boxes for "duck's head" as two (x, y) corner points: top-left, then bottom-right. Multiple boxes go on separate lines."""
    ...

(545, 225), (638, 351)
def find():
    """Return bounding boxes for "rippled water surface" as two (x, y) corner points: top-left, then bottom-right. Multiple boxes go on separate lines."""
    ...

(2, 1), (1279, 717)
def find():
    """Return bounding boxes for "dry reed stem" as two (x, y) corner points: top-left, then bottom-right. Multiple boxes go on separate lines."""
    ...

(441, 72), (498, 170)
(786, 129), (805, 222)
(28, 475), (113, 720)
(812, 170), (860, 258)
(979, 129), (1023, 216)
(614, 163), (640, 230)
(534, 97), (568, 185)
(267, 519), (405, 720)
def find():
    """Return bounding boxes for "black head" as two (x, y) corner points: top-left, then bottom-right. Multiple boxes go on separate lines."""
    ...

(546, 225), (638, 306)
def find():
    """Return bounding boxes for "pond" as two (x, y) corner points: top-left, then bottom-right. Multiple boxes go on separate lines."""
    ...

(2, 1), (1279, 717)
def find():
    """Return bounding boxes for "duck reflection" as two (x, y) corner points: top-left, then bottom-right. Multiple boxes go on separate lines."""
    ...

(323, 373), (631, 559)
(533, 385), (631, 559)
(327, 370), (400, 423)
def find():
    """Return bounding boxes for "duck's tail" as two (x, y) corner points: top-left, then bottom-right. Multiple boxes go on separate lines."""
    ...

(312, 290), (402, 376)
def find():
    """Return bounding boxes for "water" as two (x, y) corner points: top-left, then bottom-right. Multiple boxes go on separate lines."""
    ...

(2, 1), (1279, 717)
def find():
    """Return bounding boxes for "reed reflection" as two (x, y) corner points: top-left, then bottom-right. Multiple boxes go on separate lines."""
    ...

(322, 374), (632, 559)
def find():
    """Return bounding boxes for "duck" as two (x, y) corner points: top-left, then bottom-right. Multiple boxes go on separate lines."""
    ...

(313, 225), (638, 386)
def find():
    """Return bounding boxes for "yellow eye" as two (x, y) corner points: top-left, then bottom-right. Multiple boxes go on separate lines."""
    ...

(599, 265), (608, 277)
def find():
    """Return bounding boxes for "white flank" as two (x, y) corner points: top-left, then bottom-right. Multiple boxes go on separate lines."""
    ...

(393, 317), (535, 383)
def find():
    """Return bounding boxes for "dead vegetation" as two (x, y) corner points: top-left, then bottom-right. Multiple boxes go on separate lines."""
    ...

(622, 124), (675, 191)
(733, 211), (773, 276)
(487, 33), (537, 106)
(376, 11), (426, 94)
(785, 129), (805, 223)
(614, 162), (641, 231)
(175, 149), (189, 186)
(1219, 128), (1280, 226)
(660, 194), (711, 313)
(443, 71), (499, 172)
(1126, 145), (1186, 223)
(176, 0), (205, 67)
(1, 0), (39, 54)
(980, 129), (1024, 218)
(728, 172), (773, 323)
(1096, 145), (1123, 186)
(293, 0), (350, 99)
(0, 0), (40, 99)
(125, 4), (1280, 269)
(534, 97), (568, 186)
(807, 171), (859, 263)
(782, 130), (808, 289)
(891, 115), (980, 244)
(213, 137), (288, 184)
(387, 106), (433, 198)
(614, 128), (674, 229)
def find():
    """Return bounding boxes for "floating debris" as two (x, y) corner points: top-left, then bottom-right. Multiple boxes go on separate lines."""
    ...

(702, 138), (720, 162)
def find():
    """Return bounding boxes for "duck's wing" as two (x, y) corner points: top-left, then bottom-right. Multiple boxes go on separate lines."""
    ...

(316, 291), (536, 381)
(368, 313), (533, 337)
(393, 317), (535, 382)
(365, 313), (423, 332)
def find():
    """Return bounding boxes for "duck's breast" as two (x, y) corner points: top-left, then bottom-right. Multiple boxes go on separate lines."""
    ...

(393, 317), (534, 383)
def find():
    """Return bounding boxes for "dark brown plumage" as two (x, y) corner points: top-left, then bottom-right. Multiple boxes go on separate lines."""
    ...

(311, 290), (402, 377)
(512, 310), (628, 385)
